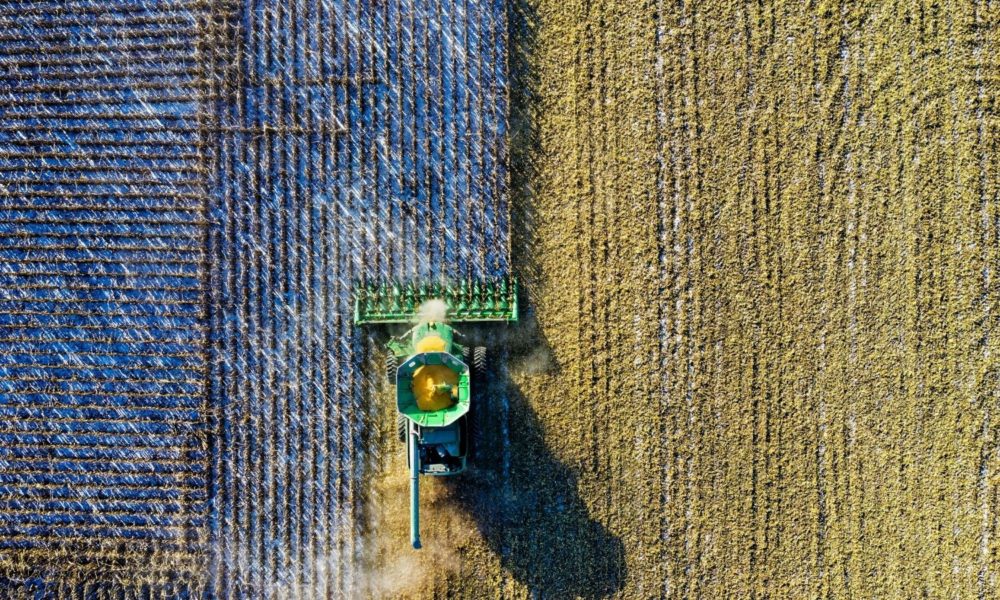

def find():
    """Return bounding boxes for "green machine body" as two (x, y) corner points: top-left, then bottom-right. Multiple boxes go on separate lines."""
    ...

(353, 278), (516, 550)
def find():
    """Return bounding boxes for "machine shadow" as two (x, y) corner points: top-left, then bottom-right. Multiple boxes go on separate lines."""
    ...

(446, 375), (626, 598)
(450, 324), (626, 598)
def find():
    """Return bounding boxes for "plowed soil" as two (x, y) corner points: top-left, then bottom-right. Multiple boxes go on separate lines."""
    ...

(363, 1), (1000, 598)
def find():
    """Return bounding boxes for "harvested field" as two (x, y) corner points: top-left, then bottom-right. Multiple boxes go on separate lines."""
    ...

(364, 1), (1000, 598)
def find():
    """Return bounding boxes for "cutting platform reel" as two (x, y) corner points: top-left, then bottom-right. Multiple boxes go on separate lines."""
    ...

(354, 277), (518, 324)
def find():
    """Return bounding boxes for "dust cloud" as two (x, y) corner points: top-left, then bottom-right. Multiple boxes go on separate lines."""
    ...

(417, 299), (449, 324)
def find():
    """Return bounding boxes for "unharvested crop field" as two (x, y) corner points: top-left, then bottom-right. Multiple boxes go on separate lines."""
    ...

(1, 0), (999, 598)
(0, 0), (509, 596)
(365, 1), (1000, 598)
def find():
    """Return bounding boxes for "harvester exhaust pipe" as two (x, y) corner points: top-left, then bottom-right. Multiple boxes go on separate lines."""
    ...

(409, 423), (422, 549)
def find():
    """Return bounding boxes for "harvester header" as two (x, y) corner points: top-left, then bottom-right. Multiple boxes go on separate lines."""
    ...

(354, 277), (518, 324)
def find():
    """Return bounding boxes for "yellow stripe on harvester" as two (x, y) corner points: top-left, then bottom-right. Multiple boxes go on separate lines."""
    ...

(415, 334), (447, 353)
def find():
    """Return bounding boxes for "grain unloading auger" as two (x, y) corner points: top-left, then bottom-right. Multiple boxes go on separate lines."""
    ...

(354, 278), (517, 549)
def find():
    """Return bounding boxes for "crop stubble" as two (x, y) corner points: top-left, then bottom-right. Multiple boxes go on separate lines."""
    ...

(366, 1), (1000, 598)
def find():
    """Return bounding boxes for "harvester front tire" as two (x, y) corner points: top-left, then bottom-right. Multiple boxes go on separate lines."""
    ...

(396, 413), (407, 443)
(386, 353), (397, 385)
(473, 346), (487, 376)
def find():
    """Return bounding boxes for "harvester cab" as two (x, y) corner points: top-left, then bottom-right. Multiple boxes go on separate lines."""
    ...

(353, 279), (517, 549)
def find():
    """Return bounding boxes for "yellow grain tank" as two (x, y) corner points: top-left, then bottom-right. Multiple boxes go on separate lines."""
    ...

(411, 335), (458, 411)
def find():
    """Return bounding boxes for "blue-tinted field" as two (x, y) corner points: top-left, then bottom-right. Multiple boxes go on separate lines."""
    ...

(0, 0), (509, 597)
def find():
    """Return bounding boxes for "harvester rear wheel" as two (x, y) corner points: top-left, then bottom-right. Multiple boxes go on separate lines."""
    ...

(396, 413), (407, 443)
(469, 347), (487, 456)
(473, 346), (486, 376)
(386, 353), (397, 385)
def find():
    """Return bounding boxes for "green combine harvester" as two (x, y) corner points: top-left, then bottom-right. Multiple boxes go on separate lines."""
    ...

(354, 278), (517, 549)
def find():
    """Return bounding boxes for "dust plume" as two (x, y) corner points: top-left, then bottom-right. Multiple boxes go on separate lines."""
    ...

(417, 299), (449, 324)
(511, 346), (553, 376)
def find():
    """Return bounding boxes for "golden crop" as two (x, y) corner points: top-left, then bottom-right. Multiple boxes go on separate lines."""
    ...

(362, 1), (1000, 598)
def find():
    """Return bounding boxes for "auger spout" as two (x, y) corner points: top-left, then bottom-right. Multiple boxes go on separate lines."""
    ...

(409, 424), (422, 550)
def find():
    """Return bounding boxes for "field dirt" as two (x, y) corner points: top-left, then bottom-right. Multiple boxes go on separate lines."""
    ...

(363, 1), (1000, 598)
